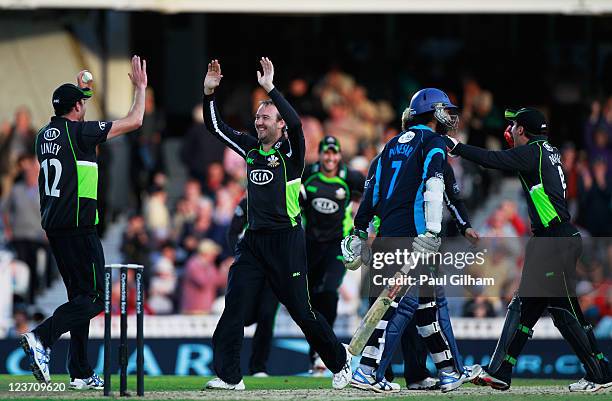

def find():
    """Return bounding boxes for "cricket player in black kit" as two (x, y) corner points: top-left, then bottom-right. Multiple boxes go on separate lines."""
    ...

(227, 196), (279, 377)
(444, 107), (612, 392)
(202, 58), (352, 391)
(301, 136), (365, 372)
(21, 56), (148, 388)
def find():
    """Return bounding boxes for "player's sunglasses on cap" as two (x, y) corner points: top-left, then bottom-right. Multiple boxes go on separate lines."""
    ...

(52, 84), (92, 111)
(504, 107), (547, 135)
(319, 135), (341, 153)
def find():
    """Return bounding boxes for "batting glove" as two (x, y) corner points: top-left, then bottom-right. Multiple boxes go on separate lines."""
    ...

(341, 229), (371, 271)
(412, 231), (441, 255)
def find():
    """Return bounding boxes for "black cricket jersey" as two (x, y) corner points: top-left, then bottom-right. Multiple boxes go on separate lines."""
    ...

(300, 163), (365, 242)
(453, 135), (570, 232)
(203, 88), (305, 231)
(35, 116), (112, 232)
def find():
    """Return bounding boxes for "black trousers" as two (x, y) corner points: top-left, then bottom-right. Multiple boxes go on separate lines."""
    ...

(492, 222), (609, 381)
(306, 238), (346, 363)
(212, 226), (346, 384)
(33, 230), (105, 379)
(243, 282), (279, 375)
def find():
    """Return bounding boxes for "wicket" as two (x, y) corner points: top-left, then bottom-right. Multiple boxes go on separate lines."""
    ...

(104, 264), (145, 397)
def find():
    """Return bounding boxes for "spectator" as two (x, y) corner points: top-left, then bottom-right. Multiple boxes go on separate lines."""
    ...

(584, 98), (612, 170)
(2, 155), (50, 304)
(285, 78), (325, 120)
(120, 214), (151, 272)
(179, 198), (225, 257)
(129, 88), (165, 211)
(577, 157), (612, 236)
(561, 142), (580, 218)
(6, 309), (30, 338)
(462, 295), (497, 318)
(203, 162), (225, 199)
(181, 239), (225, 314)
(148, 241), (178, 314)
(143, 184), (171, 245)
(181, 104), (226, 188)
(0, 106), (36, 200)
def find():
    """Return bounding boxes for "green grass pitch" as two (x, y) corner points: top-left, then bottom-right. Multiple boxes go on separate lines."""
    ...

(0, 374), (611, 400)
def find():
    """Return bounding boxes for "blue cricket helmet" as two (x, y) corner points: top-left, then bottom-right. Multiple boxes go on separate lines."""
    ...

(407, 88), (458, 130)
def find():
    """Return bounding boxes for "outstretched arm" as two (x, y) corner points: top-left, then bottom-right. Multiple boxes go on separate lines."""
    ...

(444, 135), (536, 173)
(257, 57), (304, 160)
(108, 55), (148, 140)
(203, 59), (257, 158)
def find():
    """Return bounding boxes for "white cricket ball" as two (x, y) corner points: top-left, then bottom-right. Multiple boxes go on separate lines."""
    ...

(82, 71), (93, 83)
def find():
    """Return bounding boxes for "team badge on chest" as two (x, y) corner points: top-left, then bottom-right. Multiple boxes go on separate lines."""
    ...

(335, 187), (346, 200)
(267, 155), (280, 168)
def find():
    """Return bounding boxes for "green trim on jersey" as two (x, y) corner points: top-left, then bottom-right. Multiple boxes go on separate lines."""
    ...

(286, 179), (301, 227)
(277, 152), (301, 227)
(342, 203), (353, 237)
(258, 147), (276, 156)
(519, 142), (560, 228)
(65, 122), (80, 227)
(76, 161), (98, 200)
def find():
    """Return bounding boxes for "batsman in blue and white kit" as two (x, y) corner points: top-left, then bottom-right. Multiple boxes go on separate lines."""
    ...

(341, 88), (480, 393)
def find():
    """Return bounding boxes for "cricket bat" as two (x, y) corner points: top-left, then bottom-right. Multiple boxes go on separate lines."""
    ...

(348, 258), (418, 356)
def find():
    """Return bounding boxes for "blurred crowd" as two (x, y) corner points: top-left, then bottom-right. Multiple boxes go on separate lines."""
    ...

(1, 71), (611, 337)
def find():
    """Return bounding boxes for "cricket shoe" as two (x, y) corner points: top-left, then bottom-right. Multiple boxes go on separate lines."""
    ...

(439, 370), (471, 393)
(20, 332), (51, 384)
(463, 364), (483, 382)
(406, 377), (440, 390)
(568, 377), (612, 393)
(350, 367), (400, 393)
(70, 373), (104, 390)
(332, 344), (352, 389)
(204, 377), (245, 390)
(473, 368), (510, 391)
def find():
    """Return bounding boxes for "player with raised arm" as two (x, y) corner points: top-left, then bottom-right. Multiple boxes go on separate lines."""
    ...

(444, 108), (612, 392)
(202, 58), (352, 391)
(21, 56), (147, 389)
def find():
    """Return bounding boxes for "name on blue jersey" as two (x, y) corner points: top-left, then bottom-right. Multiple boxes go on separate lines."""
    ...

(388, 144), (414, 158)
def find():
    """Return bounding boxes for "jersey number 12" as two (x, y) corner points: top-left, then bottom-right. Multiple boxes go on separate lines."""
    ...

(41, 158), (62, 197)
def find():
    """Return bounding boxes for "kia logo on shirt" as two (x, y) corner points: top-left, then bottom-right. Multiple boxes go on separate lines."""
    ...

(44, 128), (60, 141)
(249, 169), (274, 185)
(312, 198), (339, 214)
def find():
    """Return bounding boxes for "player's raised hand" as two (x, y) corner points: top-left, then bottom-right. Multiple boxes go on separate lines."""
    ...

(128, 55), (148, 89)
(257, 57), (275, 92)
(204, 59), (223, 95)
(76, 70), (92, 89)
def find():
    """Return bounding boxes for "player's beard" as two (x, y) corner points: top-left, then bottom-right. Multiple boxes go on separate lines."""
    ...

(257, 126), (276, 144)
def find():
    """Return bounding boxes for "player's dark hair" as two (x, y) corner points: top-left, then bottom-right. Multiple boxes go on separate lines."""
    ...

(54, 101), (78, 117)
(404, 111), (435, 130)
